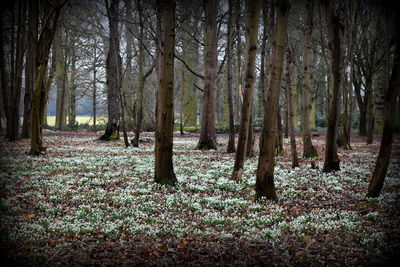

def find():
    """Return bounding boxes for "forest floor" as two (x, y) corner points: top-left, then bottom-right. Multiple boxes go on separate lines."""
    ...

(0, 130), (399, 266)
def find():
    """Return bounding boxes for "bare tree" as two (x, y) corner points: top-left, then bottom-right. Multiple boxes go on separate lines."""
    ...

(226, 0), (235, 153)
(322, 0), (344, 172)
(255, 0), (290, 200)
(197, 0), (218, 150)
(30, 0), (64, 155)
(367, 13), (399, 197)
(0, 0), (27, 141)
(100, 0), (122, 141)
(231, 0), (261, 182)
(154, 0), (177, 186)
(22, 0), (38, 138)
(301, 0), (318, 158)
(285, 47), (300, 168)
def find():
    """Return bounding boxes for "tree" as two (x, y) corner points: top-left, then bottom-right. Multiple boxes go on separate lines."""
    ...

(30, 0), (64, 155)
(54, 27), (68, 130)
(181, 3), (200, 130)
(231, 0), (261, 182)
(339, 1), (357, 149)
(367, 12), (399, 197)
(22, 0), (39, 138)
(100, 0), (122, 141)
(353, 5), (385, 139)
(301, 0), (318, 158)
(197, 0), (218, 150)
(226, 0), (235, 153)
(257, 1), (268, 118)
(285, 47), (300, 168)
(0, 0), (27, 141)
(255, 0), (289, 200)
(322, 0), (344, 172)
(154, 0), (177, 186)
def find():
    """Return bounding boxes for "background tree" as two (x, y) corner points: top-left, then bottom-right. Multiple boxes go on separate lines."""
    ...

(22, 0), (39, 138)
(0, 0), (27, 141)
(301, 0), (318, 158)
(100, 0), (122, 140)
(197, 0), (218, 150)
(367, 12), (399, 197)
(154, 0), (177, 186)
(54, 27), (68, 130)
(231, 0), (261, 182)
(285, 46), (300, 168)
(322, 0), (344, 172)
(30, 0), (64, 155)
(255, 0), (289, 200)
(226, 0), (235, 153)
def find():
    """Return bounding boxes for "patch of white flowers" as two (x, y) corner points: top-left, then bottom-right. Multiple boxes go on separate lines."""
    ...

(0, 135), (397, 247)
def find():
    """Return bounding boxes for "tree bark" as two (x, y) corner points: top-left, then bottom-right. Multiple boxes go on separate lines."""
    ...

(322, 0), (343, 173)
(366, 77), (374, 144)
(100, 0), (122, 141)
(276, 110), (284, 154)
(231, 0), (261, 182)
(257, 1), (268, 118)
(68, 48), (77, 127)
(226, 0), (235, 153)
(0, 1), (26, 141)
(182, 7), (199, 128)
(367, 14), (400, 197)
(132, 0), (145, 147)
(54, 28), (67, 130)
(92, 38), (98, 128)
(22, 0), (38, 138)
(30, 0), (62, 155)
(197, 0), (218, 150)
(246, 111), (254, 158)
(255, 0), (289, 200)
(301, 0), (318, 158)
(285, 47), (300, 168)
(154, 0), (177, 186)
(235, 0), (242, 124)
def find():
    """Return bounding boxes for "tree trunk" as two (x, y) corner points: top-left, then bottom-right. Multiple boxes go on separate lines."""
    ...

(92, 39), (98, 128)
(68, 50), (77, 127)
(132, 0), (145, 147)
(182, 8), (199, 128)
(231, 0), (261, 182)
(353, 77), (367, 136)
(276, 108), (284, 154)
(246, 111), (254, 158)
(284, 93), (289, 138)
(255, 0), (289, 200)
(154, 0), (177, 186)
(322, 0), (343, 173)
(22, 0), (38, 138)
(55, 28), (67, 131)
(235, 0), (242, 124)
(339, 4), (356, 149)
(366, 77), (374, 144)
(226, 0), (235, 153)
(100, 0), (122, 141)
(285, 47), (300, 168)
(257, 1), (268, 118)
(197, 0), (218, 150)
(374, 20), (390, 134)
(0, 1), (26, 141)
(301, 0), (318, 158)
(341, 66), (351, 149)
(30, 0), (62, 155)
(367, 15), (400, 197)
